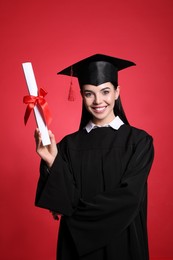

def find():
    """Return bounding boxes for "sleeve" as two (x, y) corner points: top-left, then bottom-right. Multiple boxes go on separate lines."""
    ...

(35, 144), (80, 216)
(65, 134), (154, 256)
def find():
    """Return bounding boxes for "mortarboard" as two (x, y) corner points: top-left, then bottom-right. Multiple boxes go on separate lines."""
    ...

(57, 53), (135, 100)
(57, 53), (135, 86)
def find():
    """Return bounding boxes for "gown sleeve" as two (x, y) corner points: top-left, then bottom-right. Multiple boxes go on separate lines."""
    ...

(65, 134), (154, 256)
(35, 146), (80, 216)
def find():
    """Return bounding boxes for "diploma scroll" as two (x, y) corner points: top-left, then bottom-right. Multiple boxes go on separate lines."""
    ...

(22, 62), (51, 146)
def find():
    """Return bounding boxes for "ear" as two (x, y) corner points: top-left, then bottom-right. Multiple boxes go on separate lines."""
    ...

(115, 85), (120, 100)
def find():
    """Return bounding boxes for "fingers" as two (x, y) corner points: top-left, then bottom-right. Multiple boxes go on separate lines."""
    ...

(34, 128), (40, 140)
(34, 128), (42, 147)
(50, 211), (59, 221)
(34, 128), (57, 164)
(48, 130), (56, 144)
(35, 129), (56, 143)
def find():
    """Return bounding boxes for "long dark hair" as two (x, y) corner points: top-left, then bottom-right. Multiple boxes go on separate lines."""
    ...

(79, 83), (129, 130)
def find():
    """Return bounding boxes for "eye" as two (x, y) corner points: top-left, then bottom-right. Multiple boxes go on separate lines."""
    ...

(102, 90), (110, 95)
(84, 92), (93, 98)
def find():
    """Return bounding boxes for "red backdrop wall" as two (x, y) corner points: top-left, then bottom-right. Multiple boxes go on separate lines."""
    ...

(1, 0), (173, 259)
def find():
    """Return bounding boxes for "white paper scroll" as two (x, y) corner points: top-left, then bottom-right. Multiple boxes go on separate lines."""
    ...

(22, 62), (51, 146)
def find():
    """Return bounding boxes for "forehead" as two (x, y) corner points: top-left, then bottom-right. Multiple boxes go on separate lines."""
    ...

(82, 82), (114, 91)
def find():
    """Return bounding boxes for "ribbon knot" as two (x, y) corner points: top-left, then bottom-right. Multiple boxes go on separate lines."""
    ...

(23, 88), (52, 125)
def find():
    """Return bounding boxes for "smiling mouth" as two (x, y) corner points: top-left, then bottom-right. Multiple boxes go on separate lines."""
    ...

(92, 106), (107, 112)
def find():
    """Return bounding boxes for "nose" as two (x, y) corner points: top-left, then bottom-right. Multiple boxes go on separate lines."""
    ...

(94, 93), (101, 104)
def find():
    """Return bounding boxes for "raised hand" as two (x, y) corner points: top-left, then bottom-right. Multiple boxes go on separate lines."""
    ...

(34, 128), (58, 168)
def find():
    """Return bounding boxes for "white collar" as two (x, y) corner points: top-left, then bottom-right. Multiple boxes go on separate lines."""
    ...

(85, 116), (124, 133)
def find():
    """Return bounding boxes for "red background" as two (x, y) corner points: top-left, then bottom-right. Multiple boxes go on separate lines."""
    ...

(1, 0), (173, 259)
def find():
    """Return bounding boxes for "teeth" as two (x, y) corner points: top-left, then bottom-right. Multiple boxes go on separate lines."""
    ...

(94, 107), (105, 111)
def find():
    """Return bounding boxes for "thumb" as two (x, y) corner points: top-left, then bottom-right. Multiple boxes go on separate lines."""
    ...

(48, 130), (56, 143)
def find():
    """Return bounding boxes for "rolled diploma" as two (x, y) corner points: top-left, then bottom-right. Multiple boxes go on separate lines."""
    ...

(22, 62), (51, 146)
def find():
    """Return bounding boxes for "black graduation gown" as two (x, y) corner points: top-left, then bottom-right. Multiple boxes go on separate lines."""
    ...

(35, 124), (154, 260)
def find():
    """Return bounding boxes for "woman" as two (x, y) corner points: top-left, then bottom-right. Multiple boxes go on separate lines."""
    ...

(34, 54), (154, 260)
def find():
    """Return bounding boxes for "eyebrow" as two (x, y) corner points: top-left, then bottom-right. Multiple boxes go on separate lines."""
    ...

(83, 87), (111, 93)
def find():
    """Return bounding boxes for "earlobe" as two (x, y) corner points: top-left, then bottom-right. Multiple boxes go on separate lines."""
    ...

(115, 85), (120, 100)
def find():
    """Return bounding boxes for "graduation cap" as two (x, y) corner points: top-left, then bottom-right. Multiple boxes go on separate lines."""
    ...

(57, 53), (135, 100)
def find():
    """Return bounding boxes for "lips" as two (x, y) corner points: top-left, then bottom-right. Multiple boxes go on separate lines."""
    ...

(92, 106), (107, 113)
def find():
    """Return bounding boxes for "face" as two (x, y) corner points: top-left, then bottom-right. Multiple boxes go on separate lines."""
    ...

(81, 82), (120, 125)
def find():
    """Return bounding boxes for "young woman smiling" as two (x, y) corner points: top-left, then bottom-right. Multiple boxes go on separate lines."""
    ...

(81, 82), (120, 125)
(34, 53), (154, 260)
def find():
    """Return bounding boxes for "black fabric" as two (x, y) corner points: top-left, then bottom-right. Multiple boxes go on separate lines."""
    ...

(57, 53), (135, 86)
(78, 61), (117, 86)
(35, 125), (154, 260)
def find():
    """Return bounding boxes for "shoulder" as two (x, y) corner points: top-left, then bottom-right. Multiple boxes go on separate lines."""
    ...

(58, 129), (86, 147)
(118, 125), (154, 163)
(62, 129), (85, 141)
(120, 124), (153, 145)
(130, 125), (152, 138)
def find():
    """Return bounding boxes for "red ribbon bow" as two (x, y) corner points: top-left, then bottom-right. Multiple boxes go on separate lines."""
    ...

(23, 88), (52, 126)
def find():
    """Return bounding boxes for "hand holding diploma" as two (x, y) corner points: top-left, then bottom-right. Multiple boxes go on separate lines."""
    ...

(34, 128), (58, 168)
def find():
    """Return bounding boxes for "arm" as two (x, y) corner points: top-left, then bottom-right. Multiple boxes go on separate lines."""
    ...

(34, 132), (80, 216)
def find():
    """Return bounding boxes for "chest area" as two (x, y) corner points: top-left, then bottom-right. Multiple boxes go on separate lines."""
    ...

(69, 142), (134, 200)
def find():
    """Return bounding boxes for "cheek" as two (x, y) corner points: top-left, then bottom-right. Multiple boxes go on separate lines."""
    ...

(83, 97), (92, 106)
(106, 95), (116, 104)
